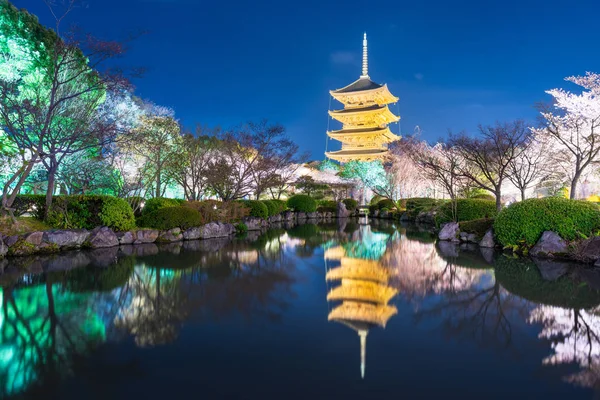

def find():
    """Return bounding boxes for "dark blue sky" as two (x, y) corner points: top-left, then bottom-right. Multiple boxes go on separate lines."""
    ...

(14, 0), (600, 159)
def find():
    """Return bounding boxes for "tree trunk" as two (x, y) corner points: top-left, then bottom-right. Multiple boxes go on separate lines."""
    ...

(155, 170), (161, 199)
(45, 163), (58, 219)
(521, 187), (526, 202)
(495, 190), (502, 212)
(570, 172), (581, 200)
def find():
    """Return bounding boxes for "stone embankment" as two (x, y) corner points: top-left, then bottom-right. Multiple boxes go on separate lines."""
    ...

(0, 203), (356, 260)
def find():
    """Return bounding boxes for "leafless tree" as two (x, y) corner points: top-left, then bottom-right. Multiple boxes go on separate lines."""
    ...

(449, 120), (529, 211)
(507, 132), (550, 201)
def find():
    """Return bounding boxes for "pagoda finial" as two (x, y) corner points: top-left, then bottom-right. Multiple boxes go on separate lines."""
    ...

(359, 330), (368, 379)
(361, 32), (369, 78)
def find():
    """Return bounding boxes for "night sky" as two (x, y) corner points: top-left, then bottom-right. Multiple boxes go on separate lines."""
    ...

(13, 0), (600, 159)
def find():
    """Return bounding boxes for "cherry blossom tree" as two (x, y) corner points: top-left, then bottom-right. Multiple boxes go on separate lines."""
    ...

(534, 72), (600, 199)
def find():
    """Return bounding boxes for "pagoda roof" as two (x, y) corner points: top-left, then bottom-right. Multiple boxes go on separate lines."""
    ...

(327, 280), (398, 304)
(331, 77), (383, 94)
(329, 104), (385, 115)
(328, 301), (397, 327)
(325, 148), (389, 162)
(327, 126), (401, 142)
(326, 260), (391, 283)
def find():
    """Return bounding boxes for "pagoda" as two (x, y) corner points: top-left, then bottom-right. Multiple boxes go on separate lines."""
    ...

(325, 33), (401, 163)
(324, 225), (398, 378)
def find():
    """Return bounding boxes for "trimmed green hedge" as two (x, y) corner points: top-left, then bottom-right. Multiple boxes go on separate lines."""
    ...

(406, 198), (444, 214)
(44, 195), (135, 231)
(436, 199), (497, 225)
(238, 200), (268, 219)
(138, 206), (202, 230)
(270, 199), (287, 214)
(471, 193), (496, 201)
(342, 198), (358, 211)
(317, 200), (337, 213)
(494, 197), (600, 247)
(142, 197), (182, 216)
(287, 194), (317, 213)
(262, 200), (279, 217)
(377, 198), (396, 210)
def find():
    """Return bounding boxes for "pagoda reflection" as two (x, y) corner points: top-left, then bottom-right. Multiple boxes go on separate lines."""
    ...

(324, 225), (398, 378)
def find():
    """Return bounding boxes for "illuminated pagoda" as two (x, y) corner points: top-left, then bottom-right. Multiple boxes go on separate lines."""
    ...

(324, 226), (398, 378)
(325, 33), (400, 163)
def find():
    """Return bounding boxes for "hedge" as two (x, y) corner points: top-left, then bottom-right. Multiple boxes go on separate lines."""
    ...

(317, 200), (337, 213)
(405, 198), (443, 214)
(494, 197), (600, 247)
(142, 197), (182, 216)
(287, 194), (317, 213)
(270, 199), (287, 214)
(377, 198), (396, 210)
(44, 195), (135, 231)
(262, 200), (287, 217)
(342, 198), (358, 211)
(436, 199), (497, 225)
(137, 206), (202, 230)
(184, 200), (249, 224)
(238, 200), (268, 219)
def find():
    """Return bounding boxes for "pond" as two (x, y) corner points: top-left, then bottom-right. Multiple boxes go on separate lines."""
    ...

(1, 220), (600, 399)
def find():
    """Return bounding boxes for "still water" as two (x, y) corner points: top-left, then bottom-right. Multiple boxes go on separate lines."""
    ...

(1, 220), (600, 399)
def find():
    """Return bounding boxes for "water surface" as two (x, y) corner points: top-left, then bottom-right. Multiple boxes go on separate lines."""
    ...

(1, 220), (600, 399)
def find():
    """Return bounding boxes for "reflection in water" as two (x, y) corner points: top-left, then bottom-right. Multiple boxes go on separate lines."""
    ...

(2, 221), (600, 397)
(325, 225), (398, 378)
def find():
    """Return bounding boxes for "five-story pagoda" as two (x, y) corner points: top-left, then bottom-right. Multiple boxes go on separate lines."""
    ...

(326, 33), (400, 163)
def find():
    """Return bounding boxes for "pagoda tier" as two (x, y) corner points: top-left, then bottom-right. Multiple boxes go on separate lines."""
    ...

(327, 279), (398, 304)
(330, 78), (398, 108)
(328, 301), (397, 328)
(328, 104), (399, 128)
(325, 33), (401, 163)
(326, 261), (392, 283)
(327, 126), (400, 146)
(325, 148), (389, 163)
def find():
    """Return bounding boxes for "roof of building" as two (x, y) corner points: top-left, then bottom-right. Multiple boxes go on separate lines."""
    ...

(331, 77), (384, 94)
(329, 104), (386, 115)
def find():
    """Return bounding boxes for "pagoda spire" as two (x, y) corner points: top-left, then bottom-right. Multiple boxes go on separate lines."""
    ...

(361, 32), (369, 78)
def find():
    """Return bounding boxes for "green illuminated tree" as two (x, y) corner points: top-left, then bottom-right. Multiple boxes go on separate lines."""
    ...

(0, 0), (133, 218)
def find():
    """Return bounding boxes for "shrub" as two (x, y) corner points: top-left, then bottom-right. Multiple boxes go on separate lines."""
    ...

(98, 197), (137, 231)
(342, 198), (358, 211)
(44, 195), (135, 231)
(287, 194), (317, 213)
(436, 199), (497, 225)
(142, 197), (181, 216)
(270, 199), (287, 214)
(238, 200), (268, 219)
(138, 206), (202, 230)
(471, 193), (496, 201)
(458, 218), (495, 238)
(184, 200), (249, 223)
(262, 200), (281, 217)
(405, 198), (442, 214)
(377, 198), (396, 210)
(317, 200), (337, 213)
(494, 197), (600, 247)
(235, 222), (248, 234)
(12, 194), (46, 218)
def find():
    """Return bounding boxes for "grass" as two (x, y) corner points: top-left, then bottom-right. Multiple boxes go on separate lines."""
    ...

(0, 216), (51, 236)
